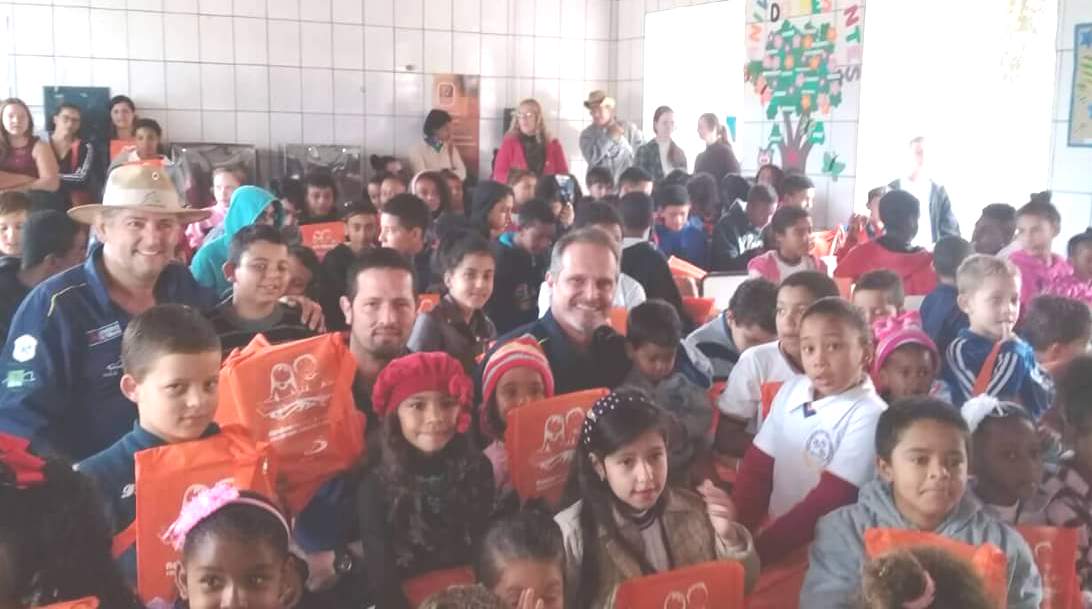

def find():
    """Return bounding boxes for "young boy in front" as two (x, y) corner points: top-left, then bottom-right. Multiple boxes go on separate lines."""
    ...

(802, 398), (1042, 608)
(210, 224), (315, 354)
(920, 236), (972, 353)
(851, 269), (904, 326)
(76, 304), (223, 581)
(835, 190), (937, 295)
(941, 254), (1052, 415)
(654, 184), (707, 268)
(621, 299), (713, 482)
(685, 277), (778, 381)
(716, 271), (840, 455)
(0, 191), (31, 258)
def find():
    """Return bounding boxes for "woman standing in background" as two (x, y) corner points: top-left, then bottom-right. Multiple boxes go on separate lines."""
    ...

(634, 105), (687, 182)
(492, 98), (569, 183)
(694, 112), (740, 184)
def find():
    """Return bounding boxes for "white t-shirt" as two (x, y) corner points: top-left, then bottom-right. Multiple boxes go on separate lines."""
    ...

(536, 272), (647, 318)
(658, 139), (673, 176)
(717, 340), (802, 432)
(753, 375), (888, 518)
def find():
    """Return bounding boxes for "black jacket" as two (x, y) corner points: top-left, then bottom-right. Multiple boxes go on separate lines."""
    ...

(621, 240), (685, 318)
(711, 202), (765, 271)
(694, 142), (741, 184)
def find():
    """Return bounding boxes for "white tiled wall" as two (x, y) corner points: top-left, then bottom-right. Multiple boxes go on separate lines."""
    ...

(0, 0), (614, 180)
(1050, 0), (1092, 237)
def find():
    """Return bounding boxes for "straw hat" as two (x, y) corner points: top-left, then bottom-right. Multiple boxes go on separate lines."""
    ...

(583, 90), (616, 109)
(67, 163), (211, 225)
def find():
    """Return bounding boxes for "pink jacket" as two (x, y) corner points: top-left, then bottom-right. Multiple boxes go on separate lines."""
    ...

(747, 250), (828, 283)
(1009, 249), (1070, 307)
(492, 133), (570, 183)
(1043, 263), (1092, 305)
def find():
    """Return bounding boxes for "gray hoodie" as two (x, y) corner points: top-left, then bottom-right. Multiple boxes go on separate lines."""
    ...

(801, 478), (1042, 609)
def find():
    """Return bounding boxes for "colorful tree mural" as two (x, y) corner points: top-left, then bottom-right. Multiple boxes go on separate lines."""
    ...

(745, 14), (858, 175)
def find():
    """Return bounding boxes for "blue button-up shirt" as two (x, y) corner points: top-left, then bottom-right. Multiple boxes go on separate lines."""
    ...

(0, 244), (216, 460)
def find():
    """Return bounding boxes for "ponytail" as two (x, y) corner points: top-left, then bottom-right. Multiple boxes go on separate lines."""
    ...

(699, 113), (730, 145)
(716, 124), (730, 145)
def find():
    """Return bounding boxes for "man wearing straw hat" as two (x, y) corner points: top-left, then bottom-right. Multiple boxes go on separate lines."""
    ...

(0, 164), (218, 459)
(579, 90), (643, 184)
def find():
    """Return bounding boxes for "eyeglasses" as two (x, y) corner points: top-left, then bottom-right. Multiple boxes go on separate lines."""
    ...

(517, 112), (538, 119)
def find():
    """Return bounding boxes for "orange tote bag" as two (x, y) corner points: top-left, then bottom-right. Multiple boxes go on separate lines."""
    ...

(131, 427), (277, 604)
(614, 560), (745, 609)
(217, 332), (366, 513)
(1016, 526), (1081, 609)
(504, 388), (609, 507)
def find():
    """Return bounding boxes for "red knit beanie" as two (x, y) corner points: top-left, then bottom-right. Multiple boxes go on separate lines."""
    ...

(372, 352), (474, 430)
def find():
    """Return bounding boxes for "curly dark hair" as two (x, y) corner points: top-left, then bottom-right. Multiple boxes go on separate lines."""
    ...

(0, 458), (141, 609)
(859, 546), (993, 609)
(378, 414), (492, 569)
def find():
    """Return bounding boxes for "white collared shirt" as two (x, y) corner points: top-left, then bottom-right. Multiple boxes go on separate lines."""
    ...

(753, 375), (888, 518)
(717, 341), (801, 432)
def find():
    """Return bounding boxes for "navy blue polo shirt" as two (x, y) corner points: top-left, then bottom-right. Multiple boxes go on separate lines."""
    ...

(0, 244), (217, 460)
(480, 310), (630, 396)
(76, 422), (219, 584)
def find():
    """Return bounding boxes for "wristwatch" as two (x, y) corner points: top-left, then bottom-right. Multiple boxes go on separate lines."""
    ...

(333, 547), (354, 575)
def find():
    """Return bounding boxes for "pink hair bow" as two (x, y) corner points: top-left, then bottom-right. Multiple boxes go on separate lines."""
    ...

(871, 311), (925, 341)
(161, 480), (242, 550)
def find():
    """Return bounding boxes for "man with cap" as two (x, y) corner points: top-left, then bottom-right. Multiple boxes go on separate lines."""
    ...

(0, 164), (219, 460)
(0, 210), (89, 344)
(578, 90), (643, 183)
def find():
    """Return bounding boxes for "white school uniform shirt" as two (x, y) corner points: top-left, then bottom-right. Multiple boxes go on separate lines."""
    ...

(753, 374), (887, 519)
(716, 340), (801, 433)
